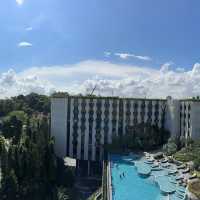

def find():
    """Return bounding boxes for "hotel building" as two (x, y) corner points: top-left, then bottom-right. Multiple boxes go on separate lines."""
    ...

(51, 96), (200, 162)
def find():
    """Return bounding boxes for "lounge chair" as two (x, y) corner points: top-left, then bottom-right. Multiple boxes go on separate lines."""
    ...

(175, 192), (185, 199)
(177, 165), (186, 170)
(176, 176), (184, 180)
(168, 169), (177, 175)
(162, 163), (170, 168)
(170, 180), (177, 184)
(177, 187), (185, 193)
(161, 158), (168, 163)
(182, 168), (190, 174)
(152, 163), (159, 168)
(188, 173), (197, 179)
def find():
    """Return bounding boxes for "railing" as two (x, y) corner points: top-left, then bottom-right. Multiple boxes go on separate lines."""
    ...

(87, 188), (102, 200)
(107, 158), (112, 200)
(102, 153), (113, 200)
(102, 160), (108, 200)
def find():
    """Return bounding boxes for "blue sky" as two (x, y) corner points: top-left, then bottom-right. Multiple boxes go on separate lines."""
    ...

(1, 0), (200, 98)
(1, 0), (200, 71)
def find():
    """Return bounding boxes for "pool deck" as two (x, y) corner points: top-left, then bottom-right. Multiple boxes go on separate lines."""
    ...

(109, 153), (189, 200)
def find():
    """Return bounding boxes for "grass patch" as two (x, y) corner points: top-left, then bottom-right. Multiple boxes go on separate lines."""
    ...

(194, 170), (200, 178)
(173, 149), (198, 163)
(188, 180), (200, 199)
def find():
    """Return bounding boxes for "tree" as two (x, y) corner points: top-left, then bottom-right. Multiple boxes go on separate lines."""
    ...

(1, 115), (22, 143)
(0, 169), (19, 200)
(163, 137), (178, 155)
(0, 94), (75, 200)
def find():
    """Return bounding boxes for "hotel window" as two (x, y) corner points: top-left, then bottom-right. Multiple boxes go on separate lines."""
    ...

(119, 101), (123, 112)
(154, 119), (159, 125)
(95, 131), (101, 145)
(147, 102), (152, 119)
(73, 108), (79, 117)
(95, 147), (100, 161)
(88, 147), (92, 161)
(126, 117), (130, 124)
(81, 100), (86, 108)
(89, 128), (92, 145)
(133, 117), (137, 124)
(104, 125), (109, 144)
(141, 102), (145, 110)
(112, 127), (116, 133)
(104, 118), (109, 124)
(155, 102), (159, 110)
(126, 111), (131, 117)
(96, 100), (102, 109)
(72, 139), (78, 158)
(126, 101), (131, 110)
(154, 111), (159, 118)
(104, 110), (109, 117)
(81, 147), (84, 160)
(133, 111), (138, 117)
(134, 102), (138, 109)
(112, 101), (118, 109)
(74, 98), (79, 107)
(112, 110), (117, 117)
(89, 101), (94, 107)
(89, 110), (94, 115)
(104, 100), (110, 108)
(148, 101), (152, 110)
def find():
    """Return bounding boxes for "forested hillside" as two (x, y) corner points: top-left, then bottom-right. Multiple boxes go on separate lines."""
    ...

(0, 93), (75, 200)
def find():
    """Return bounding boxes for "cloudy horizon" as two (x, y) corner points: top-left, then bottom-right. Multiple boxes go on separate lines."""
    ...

(1, 60), (200, 99)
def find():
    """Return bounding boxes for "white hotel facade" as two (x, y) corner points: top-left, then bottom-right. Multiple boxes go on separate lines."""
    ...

(51, 96), (200, 162)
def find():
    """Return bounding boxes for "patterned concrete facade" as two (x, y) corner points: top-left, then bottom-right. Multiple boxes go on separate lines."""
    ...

(51, 96), (200, 160)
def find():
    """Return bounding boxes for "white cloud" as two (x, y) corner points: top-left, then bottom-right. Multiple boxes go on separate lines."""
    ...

(115, 53), (152, 61)
(0, 69), (54, 98)
(176, 67), (185, 72)
(160, 62), (173, 73)
(104, 51), (111, 57)
(1, 60), (200, 99)
(18, 42), (32, 47)
(25, 27), (33, 31)
(16, 0), (24, 5)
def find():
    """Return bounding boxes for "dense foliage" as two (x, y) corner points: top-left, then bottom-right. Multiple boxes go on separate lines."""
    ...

(106, 123), (170, 152)
(167, 138), (200, 170)
(0, 94), (75, 200)
(0, 93), (50, 117)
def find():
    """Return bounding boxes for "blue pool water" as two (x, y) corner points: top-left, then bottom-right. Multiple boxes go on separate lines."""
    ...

(110, 154), (186, 200)
(110, 155), (164, 200)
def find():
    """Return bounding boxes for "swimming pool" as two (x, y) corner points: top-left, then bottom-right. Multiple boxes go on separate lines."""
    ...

(110, 154), (186, 200)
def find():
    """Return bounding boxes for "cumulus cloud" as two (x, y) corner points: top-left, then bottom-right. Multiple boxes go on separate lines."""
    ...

(18, 42), (32, 47)
(16, 0), (24, 5)
(115, 53), (152, 61)
(1, 60), (200, 99)
(0, 69), (54, 99)
(176, 67), (185, 72)
(104, 51), (111, 57)
(25, 27), (33, 31)
(160, 62), (173, 73)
